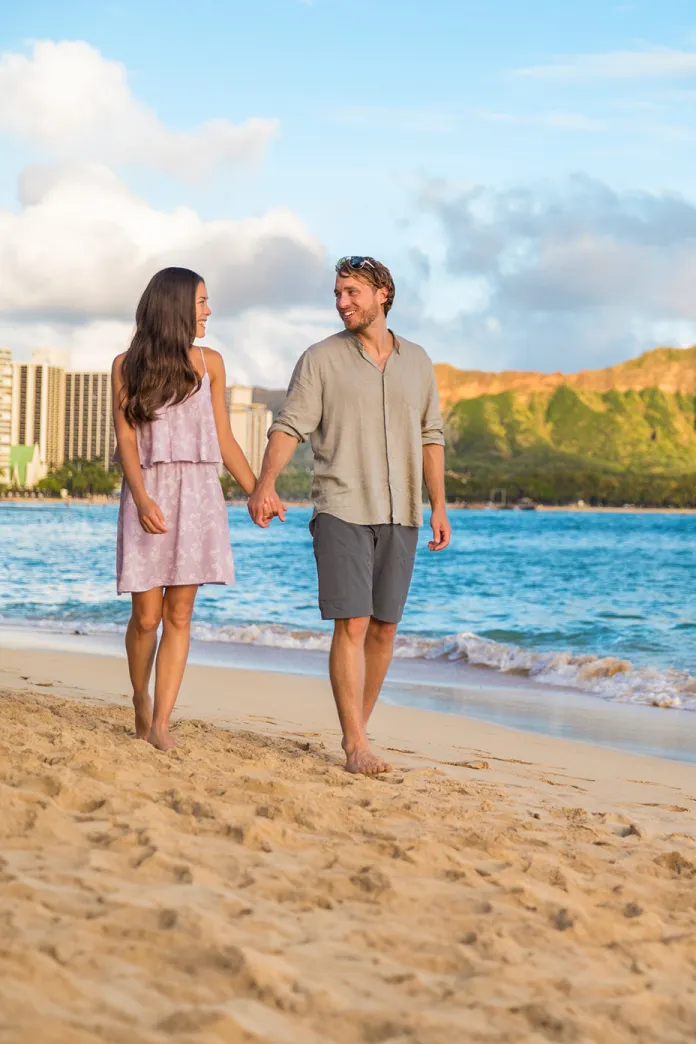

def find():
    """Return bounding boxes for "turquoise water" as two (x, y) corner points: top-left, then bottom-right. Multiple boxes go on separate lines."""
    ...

(1, 502), (694, 710)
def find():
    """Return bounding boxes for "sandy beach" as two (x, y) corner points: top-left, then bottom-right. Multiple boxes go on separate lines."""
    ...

(1, 647), (695, 1044)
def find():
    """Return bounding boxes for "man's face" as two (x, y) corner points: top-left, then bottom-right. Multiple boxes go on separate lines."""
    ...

(334, 273), (387, 334)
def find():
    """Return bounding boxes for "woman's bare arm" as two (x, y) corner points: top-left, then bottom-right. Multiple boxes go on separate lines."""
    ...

(206, 349), (257, 496)
(111, 354), (167, 534)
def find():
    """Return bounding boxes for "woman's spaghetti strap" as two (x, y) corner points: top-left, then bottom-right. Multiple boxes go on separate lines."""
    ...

(199, 346), (207, 375)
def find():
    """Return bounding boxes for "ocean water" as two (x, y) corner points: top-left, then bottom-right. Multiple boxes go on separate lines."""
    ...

(1, 502), (695, 713)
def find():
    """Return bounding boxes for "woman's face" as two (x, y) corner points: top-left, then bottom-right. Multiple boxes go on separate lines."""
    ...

(195, 282), (211, 340)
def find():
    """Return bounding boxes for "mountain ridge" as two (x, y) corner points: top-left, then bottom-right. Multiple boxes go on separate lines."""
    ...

(435, 345), (696, 410)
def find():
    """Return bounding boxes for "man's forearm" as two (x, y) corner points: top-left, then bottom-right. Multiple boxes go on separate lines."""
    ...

(258, 431), (300, 485)
(423, 444), (446, 509)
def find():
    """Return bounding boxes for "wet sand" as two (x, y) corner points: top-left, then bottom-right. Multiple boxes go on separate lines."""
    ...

(0, 648), (695, 1043)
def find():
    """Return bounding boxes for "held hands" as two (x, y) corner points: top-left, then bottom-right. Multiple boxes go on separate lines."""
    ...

(247, 480), (287, 529)
(428, 506), (451, 551)
(136, 495), (167, 535)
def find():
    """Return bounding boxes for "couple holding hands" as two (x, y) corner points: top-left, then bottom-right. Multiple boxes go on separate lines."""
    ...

(113, 257), (450, 773)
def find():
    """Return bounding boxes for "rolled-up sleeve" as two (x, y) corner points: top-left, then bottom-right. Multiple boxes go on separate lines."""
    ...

(421, 365), (445, 446)
(268, 350), (322, 443)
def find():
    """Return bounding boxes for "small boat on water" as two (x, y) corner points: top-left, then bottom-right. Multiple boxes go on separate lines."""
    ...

(517, 498), (537, 511)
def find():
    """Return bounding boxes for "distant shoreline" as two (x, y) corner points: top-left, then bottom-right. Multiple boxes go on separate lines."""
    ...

(532, 504), (696, 515)
(1, 496), (694, 514)
(457, 502), (696, 515)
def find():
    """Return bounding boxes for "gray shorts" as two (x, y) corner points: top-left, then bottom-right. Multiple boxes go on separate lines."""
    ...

(310, 513), (419, 623)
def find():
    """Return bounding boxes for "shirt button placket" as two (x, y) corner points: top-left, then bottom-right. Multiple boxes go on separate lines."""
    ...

(383, 367), (394, 523)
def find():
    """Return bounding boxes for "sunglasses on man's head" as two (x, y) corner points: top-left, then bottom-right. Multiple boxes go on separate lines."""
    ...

(335, 256), (376, 272)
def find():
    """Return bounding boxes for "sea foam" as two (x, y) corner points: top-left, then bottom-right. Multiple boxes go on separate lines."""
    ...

(187, 622), (696, 711)
(7, 617), (695, 712)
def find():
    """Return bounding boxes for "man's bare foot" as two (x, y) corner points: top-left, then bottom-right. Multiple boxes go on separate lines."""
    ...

(132, 692), (152, 740)
(344, 744), (392, 776)
(148, 724), (177, 752)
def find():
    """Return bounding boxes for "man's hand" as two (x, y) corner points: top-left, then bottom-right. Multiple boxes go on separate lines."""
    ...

(428, 506), (451, 551)
(248, 480), (287, 528)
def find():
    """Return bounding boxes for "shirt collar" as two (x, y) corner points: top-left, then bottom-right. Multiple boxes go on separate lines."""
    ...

(347, 329), (401, 355)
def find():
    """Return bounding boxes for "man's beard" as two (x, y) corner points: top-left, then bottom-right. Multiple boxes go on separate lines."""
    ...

(348, 304), (380, 334)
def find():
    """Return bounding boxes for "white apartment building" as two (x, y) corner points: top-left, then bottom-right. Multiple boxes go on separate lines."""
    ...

(64, 371), (116, 468)
(11, 361), (66, 471)
(0, 348), (12, 483)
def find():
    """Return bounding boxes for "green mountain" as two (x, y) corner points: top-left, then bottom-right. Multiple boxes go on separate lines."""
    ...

(442, 348), (696, 505)
(448, 386), (696, 473)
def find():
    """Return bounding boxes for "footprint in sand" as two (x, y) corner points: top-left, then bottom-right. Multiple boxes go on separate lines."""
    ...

(638, 803), (692, 812)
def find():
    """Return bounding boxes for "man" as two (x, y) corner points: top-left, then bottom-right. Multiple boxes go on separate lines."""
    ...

(248, 256), (451, 775)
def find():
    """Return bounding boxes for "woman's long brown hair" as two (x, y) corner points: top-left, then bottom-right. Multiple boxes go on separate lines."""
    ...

(121, 267), (204, 426)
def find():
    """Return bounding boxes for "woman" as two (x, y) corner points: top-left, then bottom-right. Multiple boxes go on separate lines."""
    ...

(112, 267), (256, 751)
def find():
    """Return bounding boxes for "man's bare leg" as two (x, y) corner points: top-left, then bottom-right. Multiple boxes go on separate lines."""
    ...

(125, 588), (163, 739)
(329, 617), (392, 775)
(363, 617), (398, 727)
(148, 584), (198, 752)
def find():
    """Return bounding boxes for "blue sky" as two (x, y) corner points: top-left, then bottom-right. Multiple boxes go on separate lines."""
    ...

(2, 1), (696, 382)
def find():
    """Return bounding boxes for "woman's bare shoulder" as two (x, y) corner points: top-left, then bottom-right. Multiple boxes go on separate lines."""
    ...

(112, 352), (127, 376)
(200, 346), (223, 365)
(200, 346), (224, 378)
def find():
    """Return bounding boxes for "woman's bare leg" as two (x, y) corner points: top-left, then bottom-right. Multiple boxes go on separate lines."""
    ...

(125, 588), (163, 739)
(148, 584), (198, 751)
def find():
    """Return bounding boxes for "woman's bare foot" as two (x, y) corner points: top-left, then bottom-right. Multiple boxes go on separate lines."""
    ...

(344, 743), (392, 776)
(148, 724), (177, 752)
(132, 691), (153, 740)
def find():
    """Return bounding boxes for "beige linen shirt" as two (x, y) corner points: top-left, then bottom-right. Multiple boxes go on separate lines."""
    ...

(268, 330), (445, 528)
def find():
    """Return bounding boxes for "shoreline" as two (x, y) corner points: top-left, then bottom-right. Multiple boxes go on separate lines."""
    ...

(1, 496), (696, 514)
(3, 631), (696, 765)
(2, 646), (694, 788)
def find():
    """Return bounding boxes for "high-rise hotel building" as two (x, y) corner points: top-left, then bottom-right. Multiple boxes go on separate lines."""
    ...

(11, 359), (66, 470)
(6, 351), (272, 487)
(0, 347), (12, 483)
(64, 371), (116, 469)
(5, 349), (118, 485)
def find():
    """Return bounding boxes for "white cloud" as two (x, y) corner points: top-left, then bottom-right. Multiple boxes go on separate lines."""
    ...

(0, 41), (278, 177)
(207, 308), (338, 386)
(0, 318), (134, 371)
(514, 48), (696, 82)
(0, 308), (340, 385)
(0, 163), (327, 321)
(0, 162), (337, 382)
(415, 175), (696, 372)
(0, 40), (337, 385)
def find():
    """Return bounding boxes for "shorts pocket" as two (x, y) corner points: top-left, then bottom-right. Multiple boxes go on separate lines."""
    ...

(314, 551), (351, 605)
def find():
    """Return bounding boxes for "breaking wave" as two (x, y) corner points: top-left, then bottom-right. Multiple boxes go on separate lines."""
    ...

(187, 623), (695, 710)
(5, 617), (694, 711)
